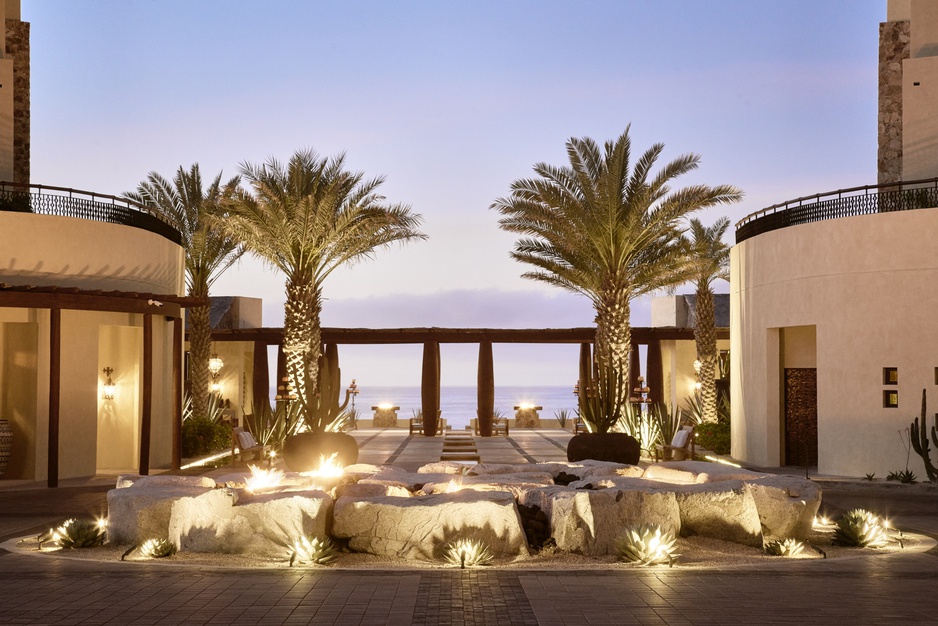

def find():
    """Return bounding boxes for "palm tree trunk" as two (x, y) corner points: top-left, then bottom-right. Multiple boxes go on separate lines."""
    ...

(695, 286), (718, 423)
(188, 298), (211, 420)
(594, 289), (632, 396)
(283, 275), (322, 425)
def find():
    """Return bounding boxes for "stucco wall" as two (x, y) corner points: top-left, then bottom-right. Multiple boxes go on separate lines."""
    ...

(0, 211), (184, 294)
(731, 207), (938, 477)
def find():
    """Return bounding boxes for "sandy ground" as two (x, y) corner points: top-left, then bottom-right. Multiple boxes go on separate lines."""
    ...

(10, 521), (933, 572)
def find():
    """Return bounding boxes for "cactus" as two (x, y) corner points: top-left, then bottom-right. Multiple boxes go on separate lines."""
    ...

(41, 518), (107, 549)
(443, 538), (494, 568)
(764, 538), (805, 557)
(614, 524), (680, 566)
(302, 343), (352, 433)
(909, 389), (938, 483)
(139, 538), (177, 558)
(289, 536), (338, 566)
(832, 509), (889, 548)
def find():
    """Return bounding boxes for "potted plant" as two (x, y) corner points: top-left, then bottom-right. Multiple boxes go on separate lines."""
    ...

(567, 364), (640, 465)
(281, 345), (359, 472)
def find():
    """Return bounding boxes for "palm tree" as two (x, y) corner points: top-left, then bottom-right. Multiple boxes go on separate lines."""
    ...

(219, 149), (426, 428)
(492, 127), (741, 406)
(681, 217), (731, 423)
(126, 164), (244, 421)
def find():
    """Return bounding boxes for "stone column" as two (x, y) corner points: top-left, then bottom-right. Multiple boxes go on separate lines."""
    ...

(878, 17), (910, 184)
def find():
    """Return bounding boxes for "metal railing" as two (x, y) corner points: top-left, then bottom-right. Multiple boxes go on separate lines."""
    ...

(735, 177), (938, 243)
(0, 181), (182, 245)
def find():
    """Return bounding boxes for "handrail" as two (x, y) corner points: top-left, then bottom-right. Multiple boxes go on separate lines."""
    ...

(735, 177), (938, 243)
(0, 181), (182, 245)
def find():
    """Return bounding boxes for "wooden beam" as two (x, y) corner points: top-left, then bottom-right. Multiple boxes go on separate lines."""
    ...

(47, 308), (61, 488)
(210, 326), (727, 345)
(646, 340), (663, 405)
(252, 340), (270, 416)
(0, 291), (181, 318)
(139, 314), (153, 475)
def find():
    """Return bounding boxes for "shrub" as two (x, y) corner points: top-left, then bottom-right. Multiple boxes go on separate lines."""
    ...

(181, 416), (231, 458)
(694, 421), (730, 455)
(832, 509), (889, 548)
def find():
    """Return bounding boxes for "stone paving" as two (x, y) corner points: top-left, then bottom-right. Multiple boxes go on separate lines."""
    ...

(1, 428), (937, 625)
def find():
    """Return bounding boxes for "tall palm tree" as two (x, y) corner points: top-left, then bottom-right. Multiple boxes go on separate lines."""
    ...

(219, 149), (426, 427)
(492, 127), (741, 404)
(682, 217), (731, 423)
(126, 164), (244, 421)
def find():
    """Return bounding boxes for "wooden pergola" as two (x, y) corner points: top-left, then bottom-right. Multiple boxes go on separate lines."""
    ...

(0, 284), (205, 486)
(210, 326), (728, 437)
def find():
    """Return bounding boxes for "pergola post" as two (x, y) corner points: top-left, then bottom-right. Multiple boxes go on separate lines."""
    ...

(172, 316), (182, 470)
(578, 342), (592, 410)
(477, 341), (494, 436)
(252, 340), (270, 415)
(646, 339), (663, 406)
(629, 341), (641, 395)
(47, 308), (61, 488)
(139, 314), (153, 475)
(421, 340), (440, 436)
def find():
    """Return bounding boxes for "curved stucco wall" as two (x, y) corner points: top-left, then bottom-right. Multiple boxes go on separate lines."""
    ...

(0, 211), (184, 294)
(731, 207), (938, 477)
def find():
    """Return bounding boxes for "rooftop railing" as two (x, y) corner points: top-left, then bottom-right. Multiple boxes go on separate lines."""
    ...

(0, 181), (182, 245)
(735, 177), (938, 244)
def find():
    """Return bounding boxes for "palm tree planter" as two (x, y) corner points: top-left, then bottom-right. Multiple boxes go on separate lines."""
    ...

(281, 344), (359, 471)
(567, 364), (641, 464)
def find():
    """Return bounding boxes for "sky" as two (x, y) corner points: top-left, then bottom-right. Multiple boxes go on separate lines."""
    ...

(25, 0), (883, 386)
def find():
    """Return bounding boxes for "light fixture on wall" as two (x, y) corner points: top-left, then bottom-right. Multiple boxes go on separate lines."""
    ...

(102, 367), (116, 400)
(208, 353), (224, 393)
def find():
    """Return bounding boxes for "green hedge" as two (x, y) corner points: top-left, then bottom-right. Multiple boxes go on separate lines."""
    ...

(182, 417), (231, 458)
(695, 422), (730, 455)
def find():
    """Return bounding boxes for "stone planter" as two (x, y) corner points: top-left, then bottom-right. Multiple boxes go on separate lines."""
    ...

(567, 432), (640, 465)
(282, 431), (359, 472)
(0, 419), (12, 476)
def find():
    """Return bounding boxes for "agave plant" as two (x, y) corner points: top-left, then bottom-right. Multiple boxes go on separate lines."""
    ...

(41, 518), (107, 549)
(764, 538), (805, 557)
(443, 538), (494, 569)
(289, 536), (339, 566)
(832, 509), (889, 548)
(139, 538), (177, 559)
(614, 524), (679, 566)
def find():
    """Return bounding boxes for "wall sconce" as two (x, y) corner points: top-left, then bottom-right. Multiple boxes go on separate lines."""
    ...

(102, 367), (116, 400)
(208, 353), (223, 393)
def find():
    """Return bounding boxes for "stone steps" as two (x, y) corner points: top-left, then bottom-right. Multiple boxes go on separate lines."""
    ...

(441, 432), (479, 462)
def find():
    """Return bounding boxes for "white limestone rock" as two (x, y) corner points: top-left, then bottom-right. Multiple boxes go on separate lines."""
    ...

(747, 475), (822, 539)
(337, 482), (412, 498)
(169, 488), (333, 556)
(417, 461), (477, 474)
(646, 460), (764, 484)
(115, 474), (216, 489)
(673, 482), (764, 547)
(332, 490), (529, 560)
(546, 488), (681, 556)
(107, 485), (215, 545)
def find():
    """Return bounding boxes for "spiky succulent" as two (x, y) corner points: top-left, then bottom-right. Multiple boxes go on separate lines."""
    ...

(139, 538), (177, 559)
(764, 538), (805, 557)
(42, 518), (107, 549)
(289, 536), (338, 566)
(832, 509), (889, 548)
(614, 524), (679, 566)
(443, 538), (494, 568)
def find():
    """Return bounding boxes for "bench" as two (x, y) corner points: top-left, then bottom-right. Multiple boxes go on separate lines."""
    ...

(232, 426), (270, 465)
(573, 417), (588, 434)
(472, 419), (509, 436)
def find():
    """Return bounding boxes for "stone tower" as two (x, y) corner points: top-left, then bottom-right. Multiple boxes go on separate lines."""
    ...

(879, 0), (938, 183)
(0, 0), (27, 183)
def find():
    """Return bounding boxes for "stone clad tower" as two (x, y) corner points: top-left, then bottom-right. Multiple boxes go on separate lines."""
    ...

(0, 0), (27, 183)
(879, 0), (938, 183)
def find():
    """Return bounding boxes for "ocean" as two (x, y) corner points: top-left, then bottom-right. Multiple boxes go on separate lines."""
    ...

(348, 385), (577, 430)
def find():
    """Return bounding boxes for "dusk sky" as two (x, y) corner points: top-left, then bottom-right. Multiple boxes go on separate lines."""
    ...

(27, 1), (882, 386)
